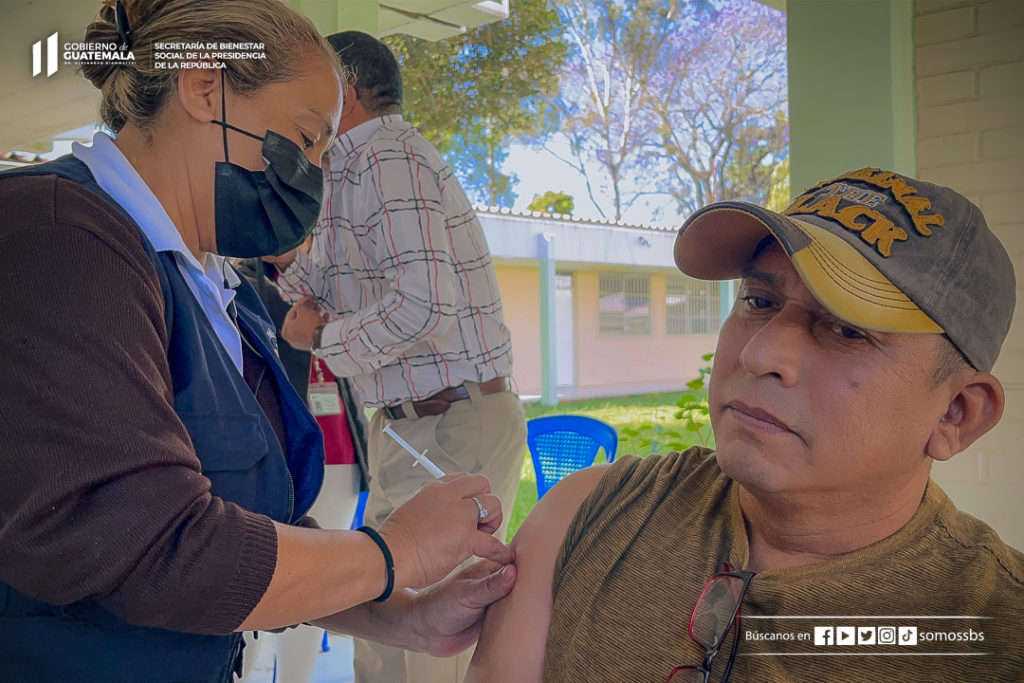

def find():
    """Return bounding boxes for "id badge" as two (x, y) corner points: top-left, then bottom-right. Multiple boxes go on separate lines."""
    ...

(308, 381), (343, 416)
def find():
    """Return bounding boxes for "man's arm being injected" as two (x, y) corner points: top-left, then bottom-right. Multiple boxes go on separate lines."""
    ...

(463, 465), (609, 683)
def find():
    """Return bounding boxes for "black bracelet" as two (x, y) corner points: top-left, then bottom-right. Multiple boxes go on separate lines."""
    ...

(357, 525), (395, 602)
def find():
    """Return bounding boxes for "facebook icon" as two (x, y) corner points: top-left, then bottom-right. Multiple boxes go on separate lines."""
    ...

(814, 626), (834, 646)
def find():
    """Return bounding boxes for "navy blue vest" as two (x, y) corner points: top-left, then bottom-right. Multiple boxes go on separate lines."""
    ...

(0, 157), (325, 682)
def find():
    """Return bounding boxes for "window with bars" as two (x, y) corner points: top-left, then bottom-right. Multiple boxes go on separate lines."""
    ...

(666, 277), (721, 335)
(599, 273), (650, 336)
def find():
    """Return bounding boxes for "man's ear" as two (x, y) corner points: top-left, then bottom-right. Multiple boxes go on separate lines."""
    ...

(338, 81), (376, 132)
(340, 82), (359, 121)
(176, 68), (221, 123)
(925, 372), (1005, 462)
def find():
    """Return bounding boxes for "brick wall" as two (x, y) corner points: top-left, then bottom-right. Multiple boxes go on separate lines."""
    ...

(916, 0), (1024, 549)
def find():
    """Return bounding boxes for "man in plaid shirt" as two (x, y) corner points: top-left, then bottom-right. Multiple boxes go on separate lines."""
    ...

(275, 31), (527, 683)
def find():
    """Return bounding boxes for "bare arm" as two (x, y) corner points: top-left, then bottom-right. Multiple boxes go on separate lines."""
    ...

(464, 465), (609, 683)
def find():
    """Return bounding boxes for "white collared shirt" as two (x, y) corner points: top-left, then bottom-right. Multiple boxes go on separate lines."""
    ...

(277, 115), (513, 407)
(73, 132), (244, 374)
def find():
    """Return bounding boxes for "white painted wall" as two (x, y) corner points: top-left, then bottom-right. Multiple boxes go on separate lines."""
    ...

(916, 0), (1024, 550)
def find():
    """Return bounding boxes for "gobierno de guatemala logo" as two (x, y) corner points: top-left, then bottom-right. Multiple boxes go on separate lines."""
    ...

(32, 32), (135, 78)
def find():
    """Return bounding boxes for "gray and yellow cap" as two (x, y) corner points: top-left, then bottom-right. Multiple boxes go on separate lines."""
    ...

(674, 168), (1015, 372)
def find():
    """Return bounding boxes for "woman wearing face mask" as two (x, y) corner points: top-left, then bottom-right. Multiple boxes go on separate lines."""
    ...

(0, 1), (514, 681)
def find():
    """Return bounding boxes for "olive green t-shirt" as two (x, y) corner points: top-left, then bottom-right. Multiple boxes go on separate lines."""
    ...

(544, 449), (1024, 682)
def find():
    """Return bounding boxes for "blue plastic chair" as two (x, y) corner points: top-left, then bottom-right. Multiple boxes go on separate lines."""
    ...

(527, 415), (618, 499)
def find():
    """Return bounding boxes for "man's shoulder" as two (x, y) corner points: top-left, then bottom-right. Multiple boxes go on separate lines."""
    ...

(563, 448), (724, 542)
(367, 120), (446, 169)
(515, 449), (722, 559)
(933, 502), (1024, 591)
(598, 447), (723, 494)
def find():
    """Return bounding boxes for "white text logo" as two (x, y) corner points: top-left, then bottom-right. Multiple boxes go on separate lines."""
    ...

(32, 33), (59, 77)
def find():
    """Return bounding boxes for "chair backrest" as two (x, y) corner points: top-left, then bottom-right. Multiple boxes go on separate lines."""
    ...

(527, 414), (618, 499)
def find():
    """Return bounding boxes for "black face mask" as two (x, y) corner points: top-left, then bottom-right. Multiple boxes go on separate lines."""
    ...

(211, 70), (324, 258)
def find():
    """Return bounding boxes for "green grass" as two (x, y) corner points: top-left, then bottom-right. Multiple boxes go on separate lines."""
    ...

(505, 392), (713, 540)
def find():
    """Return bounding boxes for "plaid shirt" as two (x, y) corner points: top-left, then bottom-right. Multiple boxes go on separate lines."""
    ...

(278, 115), (513, 408)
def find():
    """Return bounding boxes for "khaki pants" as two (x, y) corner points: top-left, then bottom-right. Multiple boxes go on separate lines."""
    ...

(353, 384), (526, 683)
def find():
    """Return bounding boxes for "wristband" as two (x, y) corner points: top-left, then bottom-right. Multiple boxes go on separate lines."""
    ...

(357, 525), (395, 602)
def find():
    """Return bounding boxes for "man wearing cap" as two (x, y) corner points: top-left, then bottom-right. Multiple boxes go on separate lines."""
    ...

(464, 168), (1024, 682)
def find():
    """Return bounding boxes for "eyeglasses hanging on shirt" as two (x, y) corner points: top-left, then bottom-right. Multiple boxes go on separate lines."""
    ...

(666, 564), (755, 683)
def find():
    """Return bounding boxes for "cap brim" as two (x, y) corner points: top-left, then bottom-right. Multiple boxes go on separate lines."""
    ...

(675, 202), (942, 334)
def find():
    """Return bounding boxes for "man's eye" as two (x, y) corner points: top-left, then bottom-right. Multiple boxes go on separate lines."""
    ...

(837, 324), (866, 340)
(741, 295), (773, 309)
(300, 133), (314, 150)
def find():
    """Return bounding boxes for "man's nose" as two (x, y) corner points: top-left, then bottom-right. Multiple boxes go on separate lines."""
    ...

(738, 306), (809, 387)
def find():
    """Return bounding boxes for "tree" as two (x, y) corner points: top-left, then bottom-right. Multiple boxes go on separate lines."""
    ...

(445, 126), (518, 208)
(766, 157), (791, 212)
(384, 0), (567, 207)
(541, 0), (705, 222)
(541, 0), (786, 222)
(527, 191), (575, 215)
(651, 0), (788, 213)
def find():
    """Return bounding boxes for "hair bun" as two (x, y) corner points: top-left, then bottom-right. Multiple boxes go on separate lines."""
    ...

(79, 18), (128, 89)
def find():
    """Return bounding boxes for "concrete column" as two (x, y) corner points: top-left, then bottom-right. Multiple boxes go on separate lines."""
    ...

(538, 234), (558, 406)
(786, 0), (916, 194)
